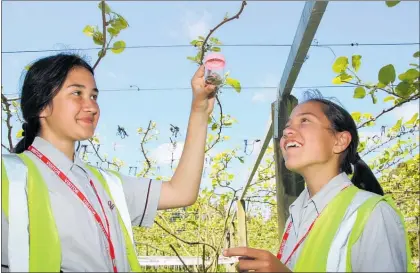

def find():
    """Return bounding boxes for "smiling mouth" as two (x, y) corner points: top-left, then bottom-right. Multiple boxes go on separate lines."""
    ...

(285, 141), (302, 150)
(78, 119), (94, 124)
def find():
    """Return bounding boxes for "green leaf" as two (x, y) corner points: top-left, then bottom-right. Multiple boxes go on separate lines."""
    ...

(16, 129), (24, 139)
(351, 112), (361, 122)
(339, 73), (353, 82)
(83, 25), (95, 36)
(186, 220), (198, 227)
(357, 141), (366, 153)
(210, 37), (222, 45)
(377, 81), (386, 88)
(225, 77), (241, 93)
(224, 119), (233, 126)
(409, 63), (419, 68)
(366, 120), (375, 127)
(98, 2), (111, 14)
(398, 69), (419, 81)
(332, 73), (353, 85)
(237, 156), (245, 164)
(93, 32), (104, 45)
(370, 92), (378, 104)
(392, 118), (403, 132)
(111, 41), (126, 54)
(405, 113), (419, 125)
(383, 96), (395, 102)
(190, 40), (199, 46)
(378, 64), (396, 85)
(195, 51), (203, 62)
(395, 81), (411, 97)
(118, 17), (129, 29)
(24, 64), (31, 71)
(353, 87), (366, 99)
(187, 56), (197, 62)
(207, 116), (213, 124)
(385, 1), (400, 7)
(414, 51), (420, 58)
(211, 47), (221, 52)
(362, 113), (374, 120)
(351, 55), (362, 72)
(332, 56), (349, 73)
(97, 49), (106, 58)
(107, 27), (120, 37)
(211, 123), (218, 131)
(111, 16), (129, 30)
(198, 36), (205, 41)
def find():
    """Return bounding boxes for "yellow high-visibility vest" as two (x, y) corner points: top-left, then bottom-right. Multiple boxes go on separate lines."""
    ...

(1, 153), (142, 272)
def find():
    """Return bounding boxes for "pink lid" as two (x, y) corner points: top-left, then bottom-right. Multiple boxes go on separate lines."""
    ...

(204, 52), (226, 70)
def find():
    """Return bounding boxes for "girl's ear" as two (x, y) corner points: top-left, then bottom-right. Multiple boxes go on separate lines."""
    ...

(39, 104), (52, 118)
(333, 131), (352, 154)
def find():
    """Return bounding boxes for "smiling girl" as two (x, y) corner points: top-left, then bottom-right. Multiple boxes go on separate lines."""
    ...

(2, 53), (216, 272)
(224, 91), (413, 272)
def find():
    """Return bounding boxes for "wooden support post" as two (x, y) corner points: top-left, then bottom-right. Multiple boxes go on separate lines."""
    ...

(237, 199), (248, 247)
(271, 103), (287, 239)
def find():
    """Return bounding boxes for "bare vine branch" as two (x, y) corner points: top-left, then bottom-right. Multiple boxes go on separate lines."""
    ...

(1, 94), (14, 152)
(135, 242), (170, 256)
(197, 1), (247, 153)
(362, 127), (419, 156)
(2, 144), (11, 151)
(169, 244), (193, 273)
(139, 120), (153, 176)
(92, 1), (107, 70)
(357, 94), (420, 129)
(154, 219), (217, 253)
(198, 1), (247, 65)
(205, 96), (223, 153)
(374, 144), (420, 175)
(87, 139), (120, 170)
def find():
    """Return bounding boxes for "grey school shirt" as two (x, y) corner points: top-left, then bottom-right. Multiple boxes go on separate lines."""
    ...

(280, 172), (407, 272)
(1, 137), (162, 272)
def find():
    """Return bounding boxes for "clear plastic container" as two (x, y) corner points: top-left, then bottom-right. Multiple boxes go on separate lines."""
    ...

(203, 53), (226, 86)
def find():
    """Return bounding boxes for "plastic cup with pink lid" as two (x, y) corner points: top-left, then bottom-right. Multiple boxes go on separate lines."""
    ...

(203, 52), (226, 86)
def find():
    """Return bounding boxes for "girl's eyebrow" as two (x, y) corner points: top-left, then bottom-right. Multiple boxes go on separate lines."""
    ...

(287, 112), (320, 123)
(295, 112), (320, 119)
(67, 84), (99, 92)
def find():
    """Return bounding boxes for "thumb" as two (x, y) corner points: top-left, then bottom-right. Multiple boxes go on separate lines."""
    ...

(193, 65), (205, 79)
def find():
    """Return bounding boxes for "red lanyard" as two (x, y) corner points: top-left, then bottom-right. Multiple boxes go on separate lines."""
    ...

(276, 185), (351, 264)
(28, 145), (118, 272)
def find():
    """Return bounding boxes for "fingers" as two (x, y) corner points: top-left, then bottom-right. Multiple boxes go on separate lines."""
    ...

(236, 259), (268, 272)
(204, 84), (217, 96)
(223, 247), (268, 260)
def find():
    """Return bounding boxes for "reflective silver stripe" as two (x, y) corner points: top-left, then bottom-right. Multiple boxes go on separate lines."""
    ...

(98, 169), (134, 245)
(326, 190), (376, 272)
(3, 154), (30, 272)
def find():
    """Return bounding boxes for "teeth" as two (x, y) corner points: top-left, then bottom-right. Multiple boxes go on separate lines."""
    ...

(286, 141), (301, 149)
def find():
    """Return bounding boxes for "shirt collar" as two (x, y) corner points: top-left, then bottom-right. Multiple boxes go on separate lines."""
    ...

(289, 172), (353, 216)
(31, 137), (85, 174)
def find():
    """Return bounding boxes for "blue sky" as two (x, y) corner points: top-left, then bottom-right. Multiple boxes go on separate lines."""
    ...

(2, 1), (419, 190)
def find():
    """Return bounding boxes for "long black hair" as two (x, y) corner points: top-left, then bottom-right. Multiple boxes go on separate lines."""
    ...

(302, 90), (384, 195)
(14, 53), (94, 154)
